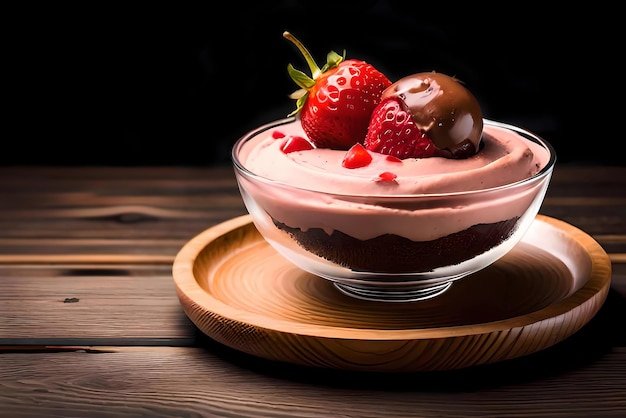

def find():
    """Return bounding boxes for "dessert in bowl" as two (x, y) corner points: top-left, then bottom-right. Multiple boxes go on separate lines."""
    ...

(231, 33), (556, 302)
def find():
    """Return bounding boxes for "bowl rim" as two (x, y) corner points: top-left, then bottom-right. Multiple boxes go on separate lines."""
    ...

(231, 117), (557, 199)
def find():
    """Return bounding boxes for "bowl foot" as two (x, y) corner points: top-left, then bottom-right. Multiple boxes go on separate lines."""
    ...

(332, 281), (453, 302)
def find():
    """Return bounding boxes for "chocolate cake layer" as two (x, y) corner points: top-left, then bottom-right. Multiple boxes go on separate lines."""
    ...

(273, 218), (520, 273)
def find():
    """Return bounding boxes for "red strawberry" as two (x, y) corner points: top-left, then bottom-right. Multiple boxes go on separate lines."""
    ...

(342, 143), (372, 169)
(364, 98), (445, 159)
(365, 72), (483, 159)
(280, 135), (314, 154)
(284, 31), (391, 150)
(375, 171), (398, 183)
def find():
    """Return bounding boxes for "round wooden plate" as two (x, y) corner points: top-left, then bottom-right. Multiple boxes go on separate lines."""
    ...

(172, 214), (611, 372)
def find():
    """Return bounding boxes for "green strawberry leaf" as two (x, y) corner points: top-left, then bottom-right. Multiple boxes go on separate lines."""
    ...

(287, 64), (315, 90)
(320, 50), (345, 73)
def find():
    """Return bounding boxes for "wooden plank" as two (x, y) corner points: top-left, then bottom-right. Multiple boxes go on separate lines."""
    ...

(0, 269), (195, 343)
(0, 346), (624, 417)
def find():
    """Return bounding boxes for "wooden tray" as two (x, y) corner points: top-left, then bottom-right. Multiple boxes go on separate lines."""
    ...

(172, 214), (612, 373)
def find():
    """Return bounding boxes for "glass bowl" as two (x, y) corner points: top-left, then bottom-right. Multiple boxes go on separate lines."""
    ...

(232, 117), (556, 302)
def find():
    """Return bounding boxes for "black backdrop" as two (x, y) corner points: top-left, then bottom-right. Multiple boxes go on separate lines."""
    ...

(5, 2), (620, 166)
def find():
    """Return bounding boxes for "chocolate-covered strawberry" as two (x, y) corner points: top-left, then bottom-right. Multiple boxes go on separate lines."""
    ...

(284, 31), (392, 150)
(364, 72), (483, 159)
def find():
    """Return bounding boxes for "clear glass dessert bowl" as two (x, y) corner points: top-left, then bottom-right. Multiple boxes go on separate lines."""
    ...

(232, 117), (557, 302)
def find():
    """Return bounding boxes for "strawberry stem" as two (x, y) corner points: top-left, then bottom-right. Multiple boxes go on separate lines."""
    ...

(283, 31), (321, 79)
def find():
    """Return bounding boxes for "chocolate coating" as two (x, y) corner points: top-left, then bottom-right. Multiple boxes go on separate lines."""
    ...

(382, 72), (483, 158)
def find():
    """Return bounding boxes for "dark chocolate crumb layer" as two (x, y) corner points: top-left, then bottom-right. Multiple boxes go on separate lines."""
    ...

(273, 218), (520, 273)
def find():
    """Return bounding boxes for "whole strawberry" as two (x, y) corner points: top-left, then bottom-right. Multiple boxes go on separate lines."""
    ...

(365, 72), (483, 159)
(284, 31), (391, 150)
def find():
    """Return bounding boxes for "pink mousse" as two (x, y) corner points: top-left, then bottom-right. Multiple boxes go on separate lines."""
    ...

(236, 120), (551, 242)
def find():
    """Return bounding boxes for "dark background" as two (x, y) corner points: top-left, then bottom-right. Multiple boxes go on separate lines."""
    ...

(5, 2), (621, 166)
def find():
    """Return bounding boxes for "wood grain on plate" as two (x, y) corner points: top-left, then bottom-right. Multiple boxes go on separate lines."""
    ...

(172, 214), (612, 372)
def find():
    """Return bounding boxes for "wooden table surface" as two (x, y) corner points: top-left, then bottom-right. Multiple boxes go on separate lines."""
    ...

(1, 164), (624, 417)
